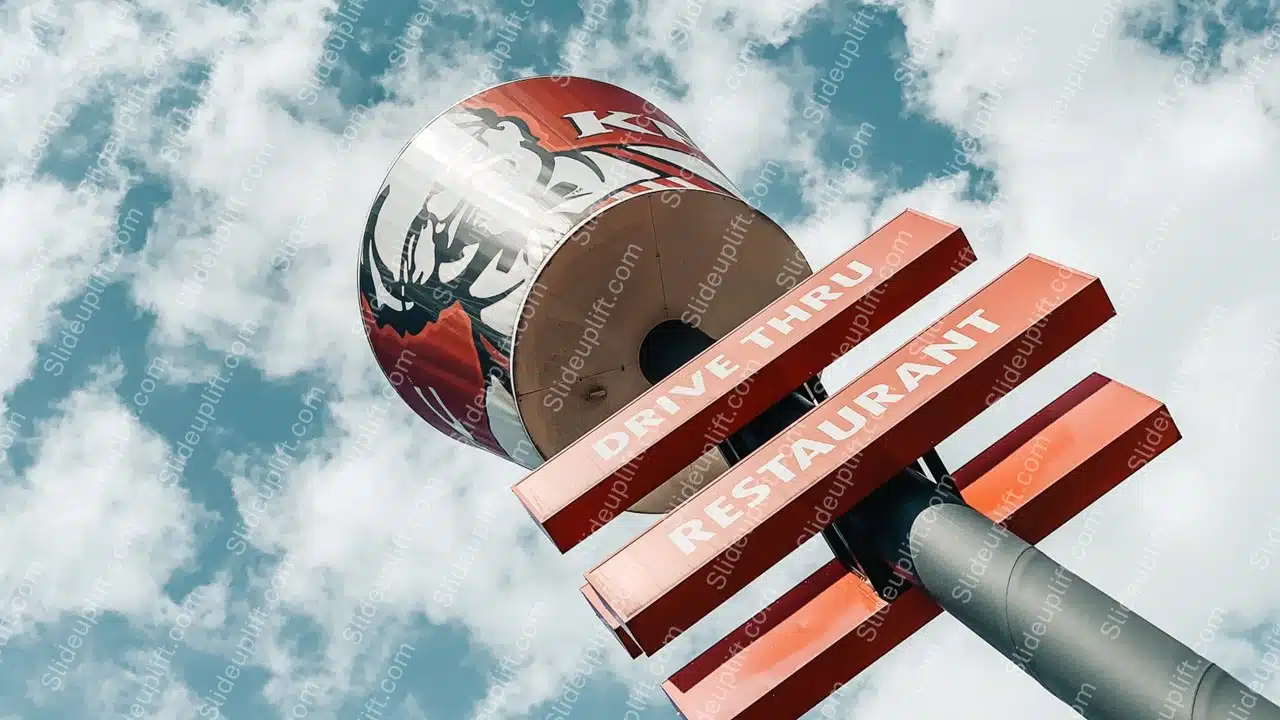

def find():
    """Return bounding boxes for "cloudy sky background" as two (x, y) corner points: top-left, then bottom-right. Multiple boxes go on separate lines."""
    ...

(2, 0), (1280, 717)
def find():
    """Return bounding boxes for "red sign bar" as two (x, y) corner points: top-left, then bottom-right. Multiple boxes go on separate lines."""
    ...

(584, 255), (1115, 655)
(661, 374), (1180, 720)
(582, 581), (643, 658)
(513, 210), (974, 551)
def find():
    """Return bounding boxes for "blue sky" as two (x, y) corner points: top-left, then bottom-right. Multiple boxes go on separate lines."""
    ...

(2, 0), (1280, 718)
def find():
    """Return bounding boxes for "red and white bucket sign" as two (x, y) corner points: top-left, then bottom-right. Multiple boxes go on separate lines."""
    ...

(358, 77), (742, 466)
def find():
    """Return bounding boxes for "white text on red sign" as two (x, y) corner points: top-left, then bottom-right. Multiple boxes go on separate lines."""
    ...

(590, 259), (877, 462)
(666, 307), (1001, 554)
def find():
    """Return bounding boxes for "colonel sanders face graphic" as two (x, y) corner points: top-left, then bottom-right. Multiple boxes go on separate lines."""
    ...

(359, 103), (735, 466)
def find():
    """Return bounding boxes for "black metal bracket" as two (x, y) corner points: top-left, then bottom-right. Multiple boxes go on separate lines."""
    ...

(821, 449), (967, 602)
(921, 447), (961, 499)
(823, 506), (898, 597)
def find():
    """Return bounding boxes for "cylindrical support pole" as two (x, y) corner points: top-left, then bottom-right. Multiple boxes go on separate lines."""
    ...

(872, 479), (1280, 720)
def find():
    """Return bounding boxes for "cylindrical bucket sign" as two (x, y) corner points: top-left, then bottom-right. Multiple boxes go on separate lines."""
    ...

(358, 76), (743, 468)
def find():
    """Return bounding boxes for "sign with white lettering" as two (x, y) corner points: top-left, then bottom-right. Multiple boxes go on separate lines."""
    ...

(583, 255), (1115, 655)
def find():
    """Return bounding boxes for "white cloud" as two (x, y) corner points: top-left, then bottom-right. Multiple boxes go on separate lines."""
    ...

(0, 362), (201, 626)
(0, 181), (126, 398)
(72, 656), (204, 720)
(397, 694), (431, 719)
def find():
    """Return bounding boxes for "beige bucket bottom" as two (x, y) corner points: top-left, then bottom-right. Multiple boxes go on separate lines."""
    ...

(512, 188), (812, 513)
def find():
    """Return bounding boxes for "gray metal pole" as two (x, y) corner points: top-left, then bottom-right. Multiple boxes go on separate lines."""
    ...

(869, 479), (1280, 720)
